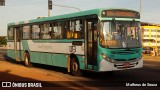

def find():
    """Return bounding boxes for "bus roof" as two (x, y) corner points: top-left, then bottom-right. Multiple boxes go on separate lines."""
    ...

(8, 8), (139, 26)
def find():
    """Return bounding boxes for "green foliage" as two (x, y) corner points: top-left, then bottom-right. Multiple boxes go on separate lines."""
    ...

(0, 36), (7, 45)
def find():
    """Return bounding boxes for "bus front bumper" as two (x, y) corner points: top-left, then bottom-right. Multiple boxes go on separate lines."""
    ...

(99, 58), (143, 71)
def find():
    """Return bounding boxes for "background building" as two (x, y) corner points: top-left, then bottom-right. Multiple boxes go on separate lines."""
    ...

(141, 22), (160, 55)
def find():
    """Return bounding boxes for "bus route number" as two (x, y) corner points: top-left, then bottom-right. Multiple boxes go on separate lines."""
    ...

(69, 46), (76, 53)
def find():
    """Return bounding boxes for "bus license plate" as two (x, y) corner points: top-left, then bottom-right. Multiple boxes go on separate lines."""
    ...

(123, 63), (130, 68)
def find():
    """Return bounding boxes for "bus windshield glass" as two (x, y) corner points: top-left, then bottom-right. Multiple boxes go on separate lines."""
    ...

(100, 21), (142, 48)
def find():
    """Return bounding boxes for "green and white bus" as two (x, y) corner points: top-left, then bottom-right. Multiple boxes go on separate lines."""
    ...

(7, 8), (143, 76)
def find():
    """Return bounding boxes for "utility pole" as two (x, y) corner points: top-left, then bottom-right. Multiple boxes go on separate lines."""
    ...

(139, 0), (142, 14)
(48, 0), (52, 17)
(48, 0), (81, 17)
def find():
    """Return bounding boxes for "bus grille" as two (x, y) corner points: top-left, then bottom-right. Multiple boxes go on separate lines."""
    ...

(114, 62), (138, 69)
(114, 58), (136, 61)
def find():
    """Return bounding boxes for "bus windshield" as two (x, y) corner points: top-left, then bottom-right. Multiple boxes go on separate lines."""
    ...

(100, 21), (142, 48)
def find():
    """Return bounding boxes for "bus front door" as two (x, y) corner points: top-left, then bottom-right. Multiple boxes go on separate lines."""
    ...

(86, 19), (98, 69)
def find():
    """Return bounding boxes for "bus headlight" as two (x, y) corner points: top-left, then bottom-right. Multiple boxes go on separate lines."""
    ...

(135, 53), (143, 61)
(101, 53), (114, 63)
(101, 53), (108, 60)
(136, 55), (143, 61)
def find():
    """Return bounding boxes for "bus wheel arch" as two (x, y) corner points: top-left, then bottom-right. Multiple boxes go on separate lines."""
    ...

(68, 54), (82, 76)
(24, 51), (32, 67)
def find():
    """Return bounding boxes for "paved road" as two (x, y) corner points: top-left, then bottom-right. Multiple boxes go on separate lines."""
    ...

(0, 49), (160, 90)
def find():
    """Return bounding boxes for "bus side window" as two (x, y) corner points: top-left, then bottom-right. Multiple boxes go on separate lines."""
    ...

(41, 23), (51, 39)
(67, 20), (83, 39)
(64, 21), (70, 39)
(32, 25), (40, 39)
(53, 22), (63, 39)
(50, 23), (55, 39)
(70, 21), (75, 38)
(8, 27), (14, 40)
(75, 20), (83, 39)
(23, 26), (30, 39)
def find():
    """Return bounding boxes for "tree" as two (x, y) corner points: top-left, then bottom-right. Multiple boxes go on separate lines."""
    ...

(0, 0), (5, 6)
(0, 36), (7, 45)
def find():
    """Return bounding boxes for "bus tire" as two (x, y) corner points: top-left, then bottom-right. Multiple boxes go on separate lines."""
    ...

(24, 52), (32, 67)
(70, 57), (82, 76)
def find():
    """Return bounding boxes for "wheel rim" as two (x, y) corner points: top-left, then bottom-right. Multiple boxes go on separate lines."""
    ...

(72, 61), (78, 72)
(25, 53), (29, 66)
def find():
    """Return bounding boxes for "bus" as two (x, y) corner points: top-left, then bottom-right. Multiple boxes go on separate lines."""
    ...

(7, 8), (143, 76)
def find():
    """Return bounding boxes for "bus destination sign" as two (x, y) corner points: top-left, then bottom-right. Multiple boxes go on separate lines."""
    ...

(101, 10), (140, 18)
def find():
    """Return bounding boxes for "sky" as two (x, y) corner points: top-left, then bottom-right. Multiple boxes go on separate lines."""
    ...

(0, 0), (160, 36)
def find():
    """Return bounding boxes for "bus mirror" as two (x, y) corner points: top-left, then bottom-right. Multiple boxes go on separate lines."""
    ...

(131, 19), (135, 26)
(112, 18), (116, 25)
(133, 19), (135, 22)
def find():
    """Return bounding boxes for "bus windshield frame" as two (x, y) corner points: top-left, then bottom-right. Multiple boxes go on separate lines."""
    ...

(99, 21), (142, 49)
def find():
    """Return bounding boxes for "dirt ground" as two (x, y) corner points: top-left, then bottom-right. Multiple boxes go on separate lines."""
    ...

(0, 60), (96, 90)
(0, 60), (71, 81)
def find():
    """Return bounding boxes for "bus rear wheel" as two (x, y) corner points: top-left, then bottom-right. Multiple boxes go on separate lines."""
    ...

(24, 52), (32, 67)
(70, 57), (81, 76)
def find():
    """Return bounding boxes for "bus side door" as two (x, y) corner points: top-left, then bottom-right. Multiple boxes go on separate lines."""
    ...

(86, 19), (98, 68)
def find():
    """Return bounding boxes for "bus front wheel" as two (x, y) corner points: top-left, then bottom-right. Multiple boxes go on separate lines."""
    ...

(24, 52), (32, 67)
(70, 57), (81, 76)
